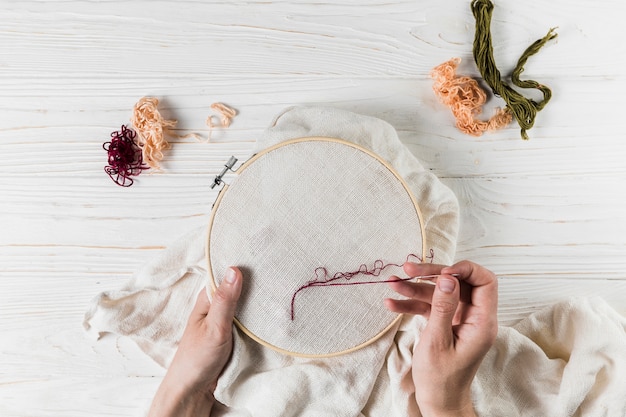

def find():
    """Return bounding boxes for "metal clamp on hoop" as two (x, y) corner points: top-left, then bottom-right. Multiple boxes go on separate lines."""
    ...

(211, 156), (238, 189)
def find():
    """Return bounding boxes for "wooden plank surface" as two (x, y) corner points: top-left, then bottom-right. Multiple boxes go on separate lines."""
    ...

(1, 0), (625, 415)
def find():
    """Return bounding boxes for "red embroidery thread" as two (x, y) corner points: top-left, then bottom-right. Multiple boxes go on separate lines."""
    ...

(290, 250), (435, 320)
(103, 125), (148, 187)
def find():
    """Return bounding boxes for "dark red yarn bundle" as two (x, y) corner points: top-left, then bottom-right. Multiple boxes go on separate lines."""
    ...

(103, 125), (148, 187)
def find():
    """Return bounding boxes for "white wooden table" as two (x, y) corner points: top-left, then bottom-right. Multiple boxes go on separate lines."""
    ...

(1, 1), (625, 415)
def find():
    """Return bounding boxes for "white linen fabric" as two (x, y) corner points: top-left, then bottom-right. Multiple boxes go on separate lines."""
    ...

(481, 296), (626, 417)
(84, 107), (626, 416)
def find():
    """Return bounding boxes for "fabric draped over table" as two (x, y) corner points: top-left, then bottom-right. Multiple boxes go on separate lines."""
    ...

(84, 107), (626, 416)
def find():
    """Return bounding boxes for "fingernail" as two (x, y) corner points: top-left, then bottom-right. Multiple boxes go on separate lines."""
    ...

(225, 267), (237, 284)
(438, 277), (455, 294)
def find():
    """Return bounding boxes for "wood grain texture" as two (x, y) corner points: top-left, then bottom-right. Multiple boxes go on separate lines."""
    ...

(1, 0), (625, 415)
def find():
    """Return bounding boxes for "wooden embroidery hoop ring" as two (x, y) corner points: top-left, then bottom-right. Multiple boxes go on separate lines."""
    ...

(206, 136), (427, 358)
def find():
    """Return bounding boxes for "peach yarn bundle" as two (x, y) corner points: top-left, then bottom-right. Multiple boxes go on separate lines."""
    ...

(130, 98), (237, 169)
(130, 97), (176, 169)
(208, 102), (238, 129)
(431, 58), (512, 136)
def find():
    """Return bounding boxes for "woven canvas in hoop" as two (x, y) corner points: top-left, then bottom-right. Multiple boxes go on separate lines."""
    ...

(207, 137), (425, 357)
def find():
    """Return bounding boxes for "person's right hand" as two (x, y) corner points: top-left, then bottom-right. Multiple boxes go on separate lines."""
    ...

(384, 260), (498, 417)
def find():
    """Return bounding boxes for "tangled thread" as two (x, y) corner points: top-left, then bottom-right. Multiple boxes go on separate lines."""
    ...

(103, 98), (238, 185)
(103, 125), (148, 187)
(130, 98), (239, 168)
(431, 58), (512, 136)
(290, 250), (435, 321)
(471, 0), (557, 139)
(130, 97), (176, 170)
(208, 102), (238, 129)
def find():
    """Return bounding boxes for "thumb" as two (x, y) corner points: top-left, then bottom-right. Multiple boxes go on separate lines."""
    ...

(425, 275), (460, 348)
(206, 267), (243, 338)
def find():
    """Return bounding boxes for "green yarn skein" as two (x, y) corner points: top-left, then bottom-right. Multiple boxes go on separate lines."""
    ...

(471, 0), (557, 139)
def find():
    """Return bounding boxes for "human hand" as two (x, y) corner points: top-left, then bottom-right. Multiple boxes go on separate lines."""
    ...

(148, 267), (243, 417)
(384, 261), (498, 417)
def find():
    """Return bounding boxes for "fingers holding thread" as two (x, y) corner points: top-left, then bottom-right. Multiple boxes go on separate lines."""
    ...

(387, 278), (436, 303)
(384, 297), (431, 316)
(424, 275), (461, 349)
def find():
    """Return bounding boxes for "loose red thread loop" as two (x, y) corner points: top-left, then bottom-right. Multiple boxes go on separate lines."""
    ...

(290, 252), (435, 321)
(103, 125), (149, 187)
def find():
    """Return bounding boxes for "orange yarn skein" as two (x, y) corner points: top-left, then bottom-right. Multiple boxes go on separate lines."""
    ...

(130, 97), (176, 170)
(431, 58), (512, 136)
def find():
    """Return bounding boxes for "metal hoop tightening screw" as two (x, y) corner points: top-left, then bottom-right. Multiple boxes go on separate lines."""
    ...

(211, 156), (238, 189)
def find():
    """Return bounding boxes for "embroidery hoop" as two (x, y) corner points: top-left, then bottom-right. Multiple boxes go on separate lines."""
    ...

(207, 137), (426, 358)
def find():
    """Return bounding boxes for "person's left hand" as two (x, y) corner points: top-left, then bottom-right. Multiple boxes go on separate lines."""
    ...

(148, 267), (243, 417)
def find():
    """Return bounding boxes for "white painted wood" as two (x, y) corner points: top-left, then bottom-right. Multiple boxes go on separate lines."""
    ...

(1, 0), (625, 415)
